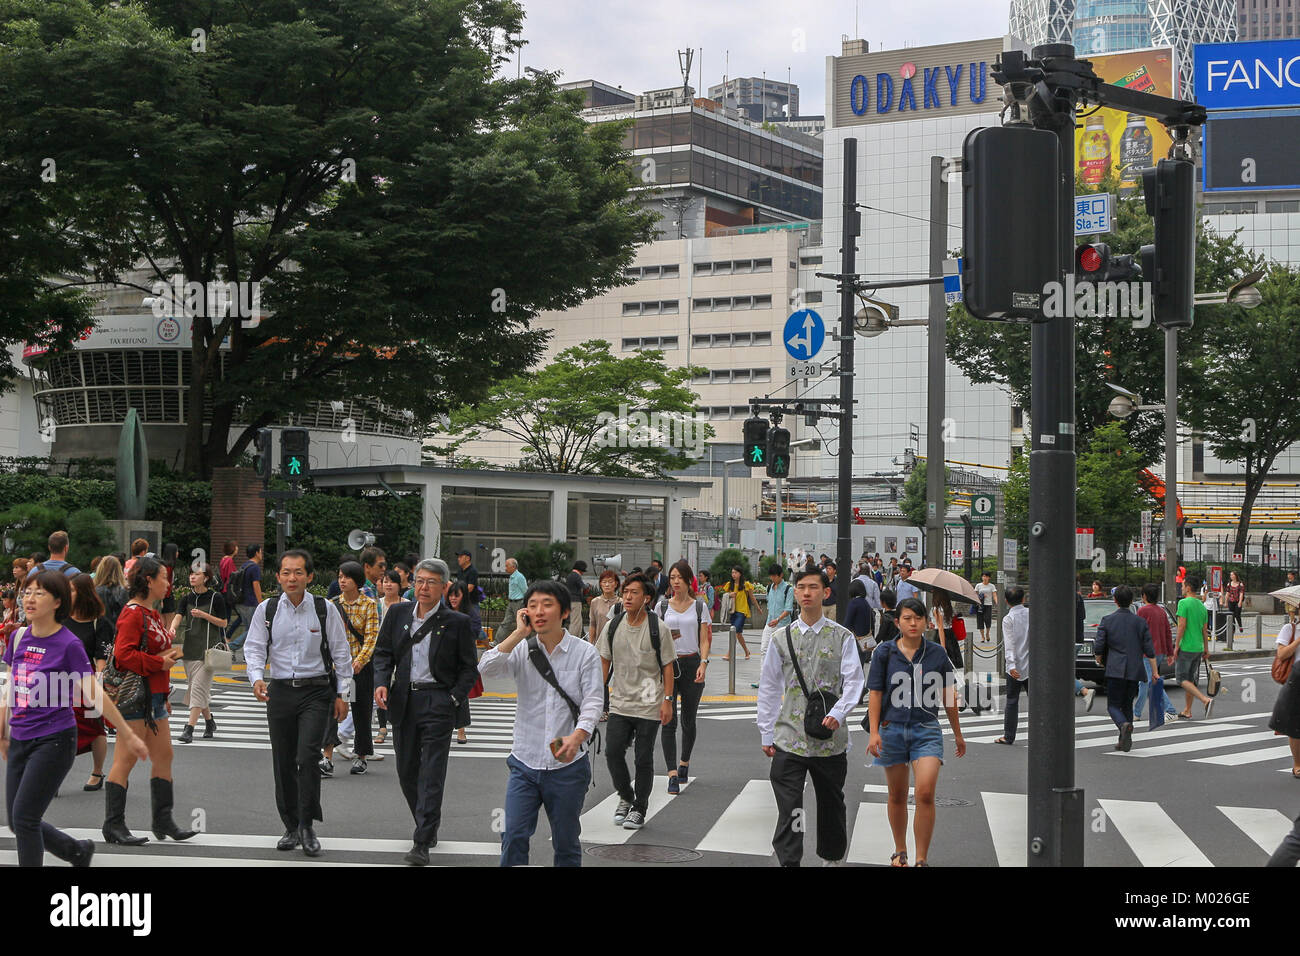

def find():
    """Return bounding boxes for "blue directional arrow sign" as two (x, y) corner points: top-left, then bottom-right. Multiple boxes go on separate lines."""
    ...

(783, 309), (825, 361)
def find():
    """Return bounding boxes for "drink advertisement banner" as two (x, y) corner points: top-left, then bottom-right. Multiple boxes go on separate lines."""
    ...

(1075, 48), (1176, 197)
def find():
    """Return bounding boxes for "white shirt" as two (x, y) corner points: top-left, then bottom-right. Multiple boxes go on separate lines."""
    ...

(409, 601), (441, 684)
(1003, 604), (1029, 676)
(244, 593), (354, 693)
(756, 615), (865, 747)
(478, 633), (604, 771)
(657, 597), (709, 656)
(1278, 621), (1298, 648)
(975, 582), (998, 607)
(855, 574), (882, 610)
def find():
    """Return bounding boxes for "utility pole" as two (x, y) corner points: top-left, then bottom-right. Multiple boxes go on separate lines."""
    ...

(836, 138), (859, 621)
(1164, 328), (1179, 607)
(925, 155), (948, 580)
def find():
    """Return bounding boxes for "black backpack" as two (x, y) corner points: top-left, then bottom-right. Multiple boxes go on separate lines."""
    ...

(265, 594), (336, 682)
(224, 564), (248, 605)
(602, 605), (665, 687)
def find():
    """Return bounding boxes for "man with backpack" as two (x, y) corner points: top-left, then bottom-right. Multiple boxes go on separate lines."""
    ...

(598, 573), (676, 831)
(243, 550), (353, 858)
(757, 566), (863, 866)
(478, 580), (604, 866)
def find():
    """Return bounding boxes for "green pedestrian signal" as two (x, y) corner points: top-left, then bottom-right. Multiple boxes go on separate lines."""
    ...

(766, 427), (791, 478)
(288, 457), (302, 476)
(280, 427), (311, 480)
(743, 417), (769, 469)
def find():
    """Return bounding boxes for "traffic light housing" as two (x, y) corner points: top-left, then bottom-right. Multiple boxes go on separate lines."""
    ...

(766, 427), (790, 478)
(961, 124), (1060, 321)
(743, 417), (768, 469)
(1140, 159), (1196, 329)
(280, 427), (310, 480)
(1075, 242), (1141, 283)
(253, 428), (273, 484)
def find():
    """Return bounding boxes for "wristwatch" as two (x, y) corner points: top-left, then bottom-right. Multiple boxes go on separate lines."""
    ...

(663, 695), (672, 702)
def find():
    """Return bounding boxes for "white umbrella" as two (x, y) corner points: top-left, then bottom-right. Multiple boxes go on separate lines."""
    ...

(1268, 585), (1300, 608)
(906, 567), (980, 604)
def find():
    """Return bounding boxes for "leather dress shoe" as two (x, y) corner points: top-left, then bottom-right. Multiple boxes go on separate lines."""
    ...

(276, 829), (301, 851)
(404, 844), (430, 866)
(299, 827), (322, 857)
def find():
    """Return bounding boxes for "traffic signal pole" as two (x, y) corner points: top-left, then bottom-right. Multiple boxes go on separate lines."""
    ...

(836, 137), (858, 620)
(1024, 43), (1085, 868)
(925, 155), (947, 577)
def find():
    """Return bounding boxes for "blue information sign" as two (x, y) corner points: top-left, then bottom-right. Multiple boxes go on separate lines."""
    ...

(783, 309), (825, 361)
(1195, 40), (1300, 111)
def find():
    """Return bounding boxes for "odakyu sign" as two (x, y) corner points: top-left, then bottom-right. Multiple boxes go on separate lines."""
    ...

(832, 37), (1016, 128)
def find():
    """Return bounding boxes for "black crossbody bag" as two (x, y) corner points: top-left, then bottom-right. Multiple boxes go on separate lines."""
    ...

(785, 624), (839, 740)
(526, 636), (600, 787)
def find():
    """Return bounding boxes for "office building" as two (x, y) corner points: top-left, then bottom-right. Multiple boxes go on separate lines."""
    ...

(707, 76), (800, 122)
(1236, 0), (1300, 40)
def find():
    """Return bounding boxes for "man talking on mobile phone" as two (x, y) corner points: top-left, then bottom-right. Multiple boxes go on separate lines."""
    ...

(478, 580), (603, 866)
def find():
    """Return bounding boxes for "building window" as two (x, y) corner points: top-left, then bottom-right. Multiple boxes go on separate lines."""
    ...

(1203, 201), (1257, 214)
(626, 335), (679, 351)
(803, 291), (823, 304)
(1266, 200), (1300, 212)
(800, 254), (823, 265)
(622, 300), (679, 316)
(754, 258), (773, 272)
(692, 333), (711, 348)
(692, 295), (773, 311)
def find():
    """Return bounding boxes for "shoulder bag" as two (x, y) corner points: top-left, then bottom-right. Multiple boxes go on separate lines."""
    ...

(102, 604), (151, 714)
(1274, 622), (1297, 685)
(785, 624), (840, 740)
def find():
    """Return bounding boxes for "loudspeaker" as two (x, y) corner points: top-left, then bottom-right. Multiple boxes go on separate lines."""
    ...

(348, 529), (376, 550)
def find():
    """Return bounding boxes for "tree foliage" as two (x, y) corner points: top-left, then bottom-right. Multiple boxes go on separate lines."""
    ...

(709, 548), (752, 588)
(434, 340), (713, 478)
(1075, 421), (1153, 559)
(945, 172), (1260, 467)
(0, 501), (114, 568)
(898, 459), (955, 531)
(513, 540), (575, 583)
(1, 0), (656, 477)
(1181, 265), (1300, 552)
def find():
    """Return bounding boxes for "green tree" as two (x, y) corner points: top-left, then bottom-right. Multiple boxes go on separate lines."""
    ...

(1, 0), (655, 478)
(1075, 422), (1153, 560)
(709, 549), (752, 588)
(0, 501), (114, 568)
(1182, 265), (1300, 554)
(945, 172), (1260, 467)
(898, 460), (955, 531)
(435, 340), (712, 478)
(1003, 452), (1029, 535)
(514, 540), (575, 583)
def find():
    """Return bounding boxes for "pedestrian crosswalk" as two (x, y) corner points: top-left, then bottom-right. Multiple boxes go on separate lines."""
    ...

(167, 684), (519, 760)
(700, 698), (1298, 770)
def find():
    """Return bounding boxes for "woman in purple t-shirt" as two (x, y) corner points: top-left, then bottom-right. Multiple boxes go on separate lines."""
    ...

(1, 569), (147, 866)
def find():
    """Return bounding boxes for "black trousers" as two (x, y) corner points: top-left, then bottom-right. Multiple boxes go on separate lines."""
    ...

(662, 654), (704, 770)
(5, 729), (79, 867)
(393, 687), (455, 847)
(1106, 677), (1139, 728)
(605, 713), (659, 814)
(1004, 677), (1028, 742)
(322, 663), (375, 758)
(267, 681), (333, 831)
(769, 748), (848, 867)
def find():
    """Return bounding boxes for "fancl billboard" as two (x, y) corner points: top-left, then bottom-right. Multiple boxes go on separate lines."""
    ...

(831, 38), (1016, 128)
(1195, 39), (1300, 110)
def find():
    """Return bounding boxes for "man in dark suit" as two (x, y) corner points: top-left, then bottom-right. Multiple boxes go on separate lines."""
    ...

(1093, 585), (1157, 753)
(373, 557), (479, 866)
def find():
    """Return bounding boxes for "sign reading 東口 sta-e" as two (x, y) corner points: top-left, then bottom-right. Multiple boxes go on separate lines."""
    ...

(832, 38), (1010, 128)
(1196, 39), (1300, 110)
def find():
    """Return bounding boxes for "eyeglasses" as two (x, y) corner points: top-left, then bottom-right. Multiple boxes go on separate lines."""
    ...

(414, 577), (441, 588)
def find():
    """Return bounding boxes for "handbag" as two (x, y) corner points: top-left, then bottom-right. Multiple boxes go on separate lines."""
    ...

(1206, 660), (1222, 697)
(785, 625), (840, 740)
(1274, 623), (1297, 685)
(102, 604), (151, 714)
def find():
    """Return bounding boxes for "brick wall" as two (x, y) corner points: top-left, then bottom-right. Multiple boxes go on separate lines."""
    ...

(210, 468), (265, 570)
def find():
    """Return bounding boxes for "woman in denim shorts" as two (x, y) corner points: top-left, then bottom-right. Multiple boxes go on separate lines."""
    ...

(866, 597), (966, 867)
(102, 557), (195, 846)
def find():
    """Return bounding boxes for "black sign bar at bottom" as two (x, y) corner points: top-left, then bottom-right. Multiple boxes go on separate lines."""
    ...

(1205, 112), (1300, 191)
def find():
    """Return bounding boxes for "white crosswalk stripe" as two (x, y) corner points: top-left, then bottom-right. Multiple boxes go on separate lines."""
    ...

(168, 688), (520, 759)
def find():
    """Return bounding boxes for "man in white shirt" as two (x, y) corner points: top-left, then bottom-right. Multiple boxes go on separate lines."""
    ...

(479, 580), (603, 867)
(995, 587), (1029, 745)
(757, 567), (864, 867)
(894, 565), (920, 604)
(974, 572), (998, 641)
(245, 550), (353, 858)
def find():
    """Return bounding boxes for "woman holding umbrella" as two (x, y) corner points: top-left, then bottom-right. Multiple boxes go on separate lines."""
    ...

(906, 568), (982, 714)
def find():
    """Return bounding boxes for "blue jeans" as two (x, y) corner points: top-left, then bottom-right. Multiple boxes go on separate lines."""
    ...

(501, 753), (591, 867)
(730, 612), (747, 637)
(1134, 659), (1175, 719)
(226, 604), (255, 651)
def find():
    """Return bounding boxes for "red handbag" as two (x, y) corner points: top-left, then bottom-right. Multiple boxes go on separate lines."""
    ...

(469, 674), (484, 699)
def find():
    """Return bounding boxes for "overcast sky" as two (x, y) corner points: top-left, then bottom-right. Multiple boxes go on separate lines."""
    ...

(515, 0), (1013, 115)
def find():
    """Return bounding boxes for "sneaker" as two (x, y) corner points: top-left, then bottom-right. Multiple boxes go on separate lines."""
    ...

(318, 758), (334, 778)
(821, 858), (846, 867)
(613, 800), (631, 826)
(1119, 722), (1133, 752)
(335, 744), (355, 761)
(622, 810), (645, 830)
(667, 775), (680, 795)
(1082, 688), (1096, 712)
(350, 757), (367, 775)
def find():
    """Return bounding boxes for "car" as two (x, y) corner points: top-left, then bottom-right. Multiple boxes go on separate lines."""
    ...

(1075, 596), (1176, 685)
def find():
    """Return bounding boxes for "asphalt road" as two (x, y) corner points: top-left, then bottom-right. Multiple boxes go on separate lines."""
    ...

(2, 633), (1297, 868)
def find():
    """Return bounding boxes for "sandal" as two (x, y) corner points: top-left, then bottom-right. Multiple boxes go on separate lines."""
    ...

(915, 860), (929, 867)
(375, 728), (388, 744)
(890, 850), (908, 867)
(83, 772), (106, 792)
(1291, 768), (1300, 779)
(993, 737), (1013, 745)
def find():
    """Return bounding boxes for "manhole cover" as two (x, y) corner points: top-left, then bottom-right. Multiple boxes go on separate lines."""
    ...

(908, 796), (973, 808)
(587, 843), (703, 863)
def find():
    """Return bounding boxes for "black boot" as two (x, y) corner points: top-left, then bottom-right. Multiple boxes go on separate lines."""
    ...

(178, 724), (194, 744)
(203, 717), (216, 739)
(102, 782), (148, 846)
(150, 777), (197, 841)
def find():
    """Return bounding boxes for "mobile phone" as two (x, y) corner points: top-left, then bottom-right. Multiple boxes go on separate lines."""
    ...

(549, 737), (569, 761)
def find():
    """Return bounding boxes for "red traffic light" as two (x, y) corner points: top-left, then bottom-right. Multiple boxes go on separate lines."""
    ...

(1077, 243), (1106, 275)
